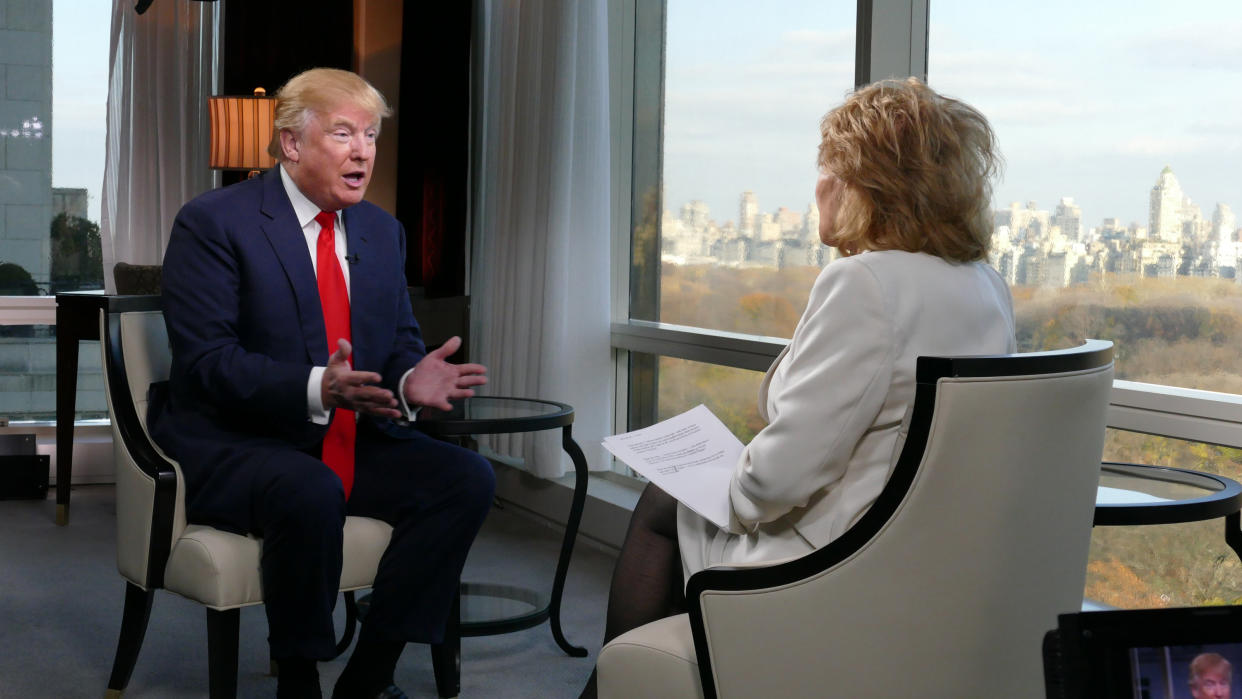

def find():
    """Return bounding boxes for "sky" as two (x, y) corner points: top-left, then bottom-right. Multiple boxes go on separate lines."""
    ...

(48, 1), (1242, 232)
(663, 0), (1242, 231)
(50, 0), (110, 224)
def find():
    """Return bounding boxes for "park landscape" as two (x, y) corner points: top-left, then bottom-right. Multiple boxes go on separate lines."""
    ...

(654, 262), (1242, 608)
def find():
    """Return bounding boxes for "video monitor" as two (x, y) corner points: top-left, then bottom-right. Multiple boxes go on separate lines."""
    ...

(1129, 642), (1242, 698)
(1047, 606), (1242, 698)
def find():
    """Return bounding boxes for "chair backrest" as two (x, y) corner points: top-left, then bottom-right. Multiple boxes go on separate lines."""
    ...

(112, 262), (163, 295)
(686, 340), (1115, 699)
(407, 289), (470, 358)
(101, 308), (185, 590)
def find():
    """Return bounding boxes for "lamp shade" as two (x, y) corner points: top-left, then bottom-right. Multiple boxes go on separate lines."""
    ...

(208, 94), (277, 171)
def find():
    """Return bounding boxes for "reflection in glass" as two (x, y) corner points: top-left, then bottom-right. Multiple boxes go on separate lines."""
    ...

(655, 354), (765, 442)
(1089, 429), (1242, 608)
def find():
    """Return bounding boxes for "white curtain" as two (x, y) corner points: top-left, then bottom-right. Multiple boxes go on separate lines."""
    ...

(101, 0), (219, 292)
(471, 0), (613, 478)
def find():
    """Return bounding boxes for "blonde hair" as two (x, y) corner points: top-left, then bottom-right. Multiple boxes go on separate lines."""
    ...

(817, 77), (1001, 262)
(266, 68), (392, 160)
(1191, 652), (1232, 685)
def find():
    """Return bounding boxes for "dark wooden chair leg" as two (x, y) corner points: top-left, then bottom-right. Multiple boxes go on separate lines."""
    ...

(206, 608), (240, 699)
(431, 590), (461, 698)
(106, 582), (156, 697)
(334, 590), (359, 657)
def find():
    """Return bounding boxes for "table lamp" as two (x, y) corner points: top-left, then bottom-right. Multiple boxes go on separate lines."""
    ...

(208, 87), (277, 179)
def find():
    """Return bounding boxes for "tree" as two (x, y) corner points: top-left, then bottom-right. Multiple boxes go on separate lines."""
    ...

(0, 262), (38, 295)
(49, 212), (103, 292)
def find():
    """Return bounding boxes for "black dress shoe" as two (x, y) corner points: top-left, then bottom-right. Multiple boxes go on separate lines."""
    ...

(276, 657), (322, 699)
(330, 682), (408, 699)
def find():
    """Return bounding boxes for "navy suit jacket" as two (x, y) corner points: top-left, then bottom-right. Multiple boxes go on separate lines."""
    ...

(150, 168), (426, 531)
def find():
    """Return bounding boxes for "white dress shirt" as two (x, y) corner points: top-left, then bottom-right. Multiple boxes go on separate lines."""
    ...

(279, 165), (418, 423)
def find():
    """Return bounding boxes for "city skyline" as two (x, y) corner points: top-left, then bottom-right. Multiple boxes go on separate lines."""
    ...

(662, 163), (1237, 240)
(660, 163), (1240, 290)
(664, 1), (1242, 238)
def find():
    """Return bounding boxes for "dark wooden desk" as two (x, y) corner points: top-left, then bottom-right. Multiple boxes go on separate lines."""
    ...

(54, 292), (160, 525)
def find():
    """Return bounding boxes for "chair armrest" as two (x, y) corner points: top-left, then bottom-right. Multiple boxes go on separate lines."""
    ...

(104, 312), (179, 590)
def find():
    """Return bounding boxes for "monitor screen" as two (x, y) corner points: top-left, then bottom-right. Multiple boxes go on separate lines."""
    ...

(1130, 642), (1241, 699)
(1048, 606), (1242, 698)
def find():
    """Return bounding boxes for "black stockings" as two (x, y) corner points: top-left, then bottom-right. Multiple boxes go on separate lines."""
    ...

(581, 484), (686, 698)
(603, 483), (687, 643)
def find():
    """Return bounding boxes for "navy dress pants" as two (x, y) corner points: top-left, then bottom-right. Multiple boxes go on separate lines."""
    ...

(203, 422), (495, 660)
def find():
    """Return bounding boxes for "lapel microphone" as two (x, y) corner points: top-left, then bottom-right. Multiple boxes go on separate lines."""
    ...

(346, 253), (360, 265)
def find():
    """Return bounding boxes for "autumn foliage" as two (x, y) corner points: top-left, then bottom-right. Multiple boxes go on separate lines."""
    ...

(657, 262), (1242, 609)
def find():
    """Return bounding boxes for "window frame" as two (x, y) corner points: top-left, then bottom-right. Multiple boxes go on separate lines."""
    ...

(609, 0), (1242, 454)
(0, 297), (56, 326)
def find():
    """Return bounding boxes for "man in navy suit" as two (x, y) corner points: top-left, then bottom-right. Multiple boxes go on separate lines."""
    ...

(150, 68), (495, 699)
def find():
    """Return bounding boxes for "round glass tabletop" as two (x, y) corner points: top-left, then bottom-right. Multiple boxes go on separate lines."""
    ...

(1094, 462), (1242, 526)
(414, 396), (575, 436)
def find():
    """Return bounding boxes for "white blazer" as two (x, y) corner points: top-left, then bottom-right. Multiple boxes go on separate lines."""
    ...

(679, 250), (1016, 580)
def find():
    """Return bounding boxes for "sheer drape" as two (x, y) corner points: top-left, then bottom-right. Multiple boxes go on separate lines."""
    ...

(101, 0), (219, 292)
(471, 0), (613, 478)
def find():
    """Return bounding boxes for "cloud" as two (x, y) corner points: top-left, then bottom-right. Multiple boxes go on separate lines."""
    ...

(666, 56), (853, 143)
(1187, 119), (1242, 135)
(1125, 22), (1242, 71)
(930, 50), (1075, 97)
(739, 60), (852, 83)
(1114, 134), (1242, 157)
(779, 28), (854, 51)
(984, 98), (1106, 125)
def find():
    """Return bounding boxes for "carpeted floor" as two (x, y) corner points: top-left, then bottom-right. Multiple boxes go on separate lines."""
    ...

(0, 484), (617, 698)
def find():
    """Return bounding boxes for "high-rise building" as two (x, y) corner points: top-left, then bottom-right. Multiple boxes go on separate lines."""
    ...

(52, 188), (88, 219)
(0, 2), (53, 291)
(757, 214), (782, 242)
(1213, 203), (1237, 276)
(774, 206), (802, 236)
(680, 200), (710, 230)
(1149, 166), (1185, 243)
(738, 190), (758, 236)
(1053, 197), (1084, 242)
(1213, 203), (1235, 246)
(803, 202), (819, 241)
(999, 201), (1050, 244)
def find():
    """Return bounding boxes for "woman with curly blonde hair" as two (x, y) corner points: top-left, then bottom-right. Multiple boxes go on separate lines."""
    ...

(582, 78), (1015, 697)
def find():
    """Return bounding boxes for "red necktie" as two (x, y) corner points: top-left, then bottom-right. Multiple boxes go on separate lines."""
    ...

(315, 210), (356, 498)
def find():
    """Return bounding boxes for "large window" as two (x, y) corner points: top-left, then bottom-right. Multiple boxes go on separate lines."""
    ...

(614, 0), (1242, 609)
(928, 1), (1242, 608)
(624, 0), (854, 432)
(0, 1), (109, 421)
(929, 0), (1242, 394)
(655, 0), (854, 338)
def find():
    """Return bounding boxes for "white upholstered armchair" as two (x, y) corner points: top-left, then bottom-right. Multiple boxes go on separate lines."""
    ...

(99, 308), (459, 698)
(597, 340), (1115, 699)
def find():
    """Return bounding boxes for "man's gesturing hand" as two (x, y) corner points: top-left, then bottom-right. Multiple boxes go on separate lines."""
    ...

(403, 336), (488, 411)
(322, 339), (402, 418)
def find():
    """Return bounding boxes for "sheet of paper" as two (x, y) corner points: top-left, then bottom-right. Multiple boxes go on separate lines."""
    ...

(602, 404), (742, 529)
(1096, 485), (1171, 505)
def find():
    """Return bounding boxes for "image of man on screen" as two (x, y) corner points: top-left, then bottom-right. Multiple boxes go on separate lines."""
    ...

(1190, 652), (1232, 699)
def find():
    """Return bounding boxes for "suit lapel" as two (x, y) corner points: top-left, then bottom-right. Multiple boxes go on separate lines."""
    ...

(341, 205), (377, 372)
(756, 344), (790, 423)
(259, 169), (330, 365)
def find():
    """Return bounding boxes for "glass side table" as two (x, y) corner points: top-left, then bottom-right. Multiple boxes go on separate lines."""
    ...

(1094, 461), (1242, 563)
(412, 396), (590, 654)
